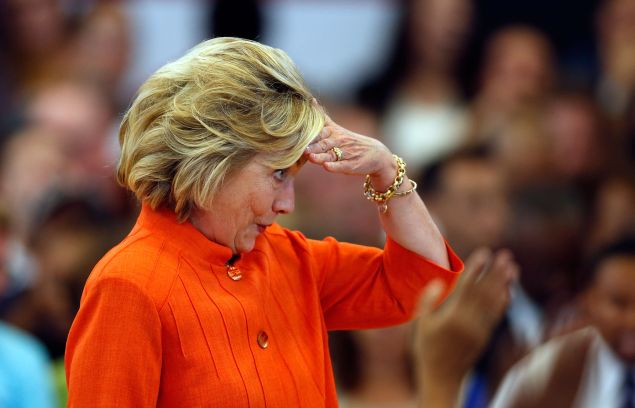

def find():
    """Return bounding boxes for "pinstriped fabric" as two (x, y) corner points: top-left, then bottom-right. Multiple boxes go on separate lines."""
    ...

(268, 290), (326, 398)
(66, 204), (463, 407)
(200, 263), (266, 406)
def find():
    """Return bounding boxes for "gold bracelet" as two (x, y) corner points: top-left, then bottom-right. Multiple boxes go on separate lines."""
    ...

(363, 155), (417, 213)
(394, 180), (417, 197)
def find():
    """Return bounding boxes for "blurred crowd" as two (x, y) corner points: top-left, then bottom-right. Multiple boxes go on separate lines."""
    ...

(0, 0), (634, 407)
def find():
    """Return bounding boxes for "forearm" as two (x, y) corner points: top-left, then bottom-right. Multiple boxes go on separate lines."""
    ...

(418, 374), (462, 408)
(370, 167), (449, 268)
(303, 115), (450, 269)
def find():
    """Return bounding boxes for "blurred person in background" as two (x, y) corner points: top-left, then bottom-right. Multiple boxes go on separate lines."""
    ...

(0, 127), (66, 320)
(418, 146), (509, 260)
(505, 186), (587, 336)
(0, 1), (623, 407)
(26, 193), (125, 406)
(0, 126), (68, 241)
(545, 89), (608, 192)
(0, 0), (72, 101)
(623, 100), (635, 164)
(1, 193), (125, 362)
(463, 184), (589, 405)
(65, 38), (462, 407)
(586, 174), (635, 255)
(332, 324), (418, 408)
(28, 194), (126, 313)
(489, 107), (554, 190)
(0, 204), (57, 408)
(596, 0), (635, 123)
(415, 248), (518, 408)
(331, 248), (518, 408)
(416, 147), (515, 407)
(466, 182), (590, 405)
(492, 235), (635, 408)
(25, 79), (128, 215)
(357, 0), (474, 173)
(595, 0), (635, 171)
(469, 25), (555, 143)
(68, 3), (132, 109)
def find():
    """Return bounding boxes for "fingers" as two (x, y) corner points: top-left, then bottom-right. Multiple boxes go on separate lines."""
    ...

(305, 128), (332, 153)
(479, 249), (517, 291)
(456, 248), (492, 291)
(472, 249), (519, 324)
(308, 150), (339, 165)
(305, 125), (344, 164)
(323, 160), (346, 172)
(304, 116), (390, 176)
(305, 101), (338, 155)
(417, 279), (447, 317)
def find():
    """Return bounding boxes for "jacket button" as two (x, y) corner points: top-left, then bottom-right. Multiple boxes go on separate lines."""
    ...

(257, 331), (269, 349)
(226, 265), (242, 281)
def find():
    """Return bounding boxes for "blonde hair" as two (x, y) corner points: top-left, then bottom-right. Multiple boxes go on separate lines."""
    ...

(117, 37), (324, 221)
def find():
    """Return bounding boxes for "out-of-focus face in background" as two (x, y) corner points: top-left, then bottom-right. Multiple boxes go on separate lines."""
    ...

(493, 109), (553, 188)
(431, 158), (509, 258)
(468, 25), (556, 144)
(6, 0), (66, 59)
(479, 27), (554, 110)
(70, 4), (131, 93)
(26, 81), (116, 189)
(588, 177), (635, 252)
(0, 128), (67, 238)
(505, 185), (585, 310)
(546, 94), (603, 182)
(3, 0), (71, 93)
(409, 0), (473, 70)
(598, 0), (635, 89)
(587, 255), (635, 363)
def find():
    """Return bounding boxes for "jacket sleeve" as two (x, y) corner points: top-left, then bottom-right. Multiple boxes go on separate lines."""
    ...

(65, 277), (162, 407)
(307, 235), (463, 330)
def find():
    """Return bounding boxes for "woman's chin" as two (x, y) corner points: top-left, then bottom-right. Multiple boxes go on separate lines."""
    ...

(234, 236), (257, 254)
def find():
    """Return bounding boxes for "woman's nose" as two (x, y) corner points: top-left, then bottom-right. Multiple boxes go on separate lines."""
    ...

(273, 182), (295, 214)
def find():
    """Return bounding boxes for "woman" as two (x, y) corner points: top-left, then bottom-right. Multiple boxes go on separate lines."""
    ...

(65, 37), (462, 407)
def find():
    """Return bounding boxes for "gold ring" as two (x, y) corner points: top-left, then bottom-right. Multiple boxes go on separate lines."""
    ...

(330, 147), (343, 161)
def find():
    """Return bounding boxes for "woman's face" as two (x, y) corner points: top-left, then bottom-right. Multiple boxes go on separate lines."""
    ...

(190, 154), (305, 254)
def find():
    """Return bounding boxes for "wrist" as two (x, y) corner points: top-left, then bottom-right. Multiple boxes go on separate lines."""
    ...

(419, 373), (462, 407)
(363, 154), (417, 214)
(369, 155), (398, 191)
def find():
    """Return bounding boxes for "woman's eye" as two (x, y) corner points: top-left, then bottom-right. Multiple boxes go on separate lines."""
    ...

(273, 169), (288, 181)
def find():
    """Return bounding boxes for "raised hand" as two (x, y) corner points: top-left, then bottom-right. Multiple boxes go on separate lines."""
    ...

(304, 112), (396, 188)
(413, 248), (519, 407)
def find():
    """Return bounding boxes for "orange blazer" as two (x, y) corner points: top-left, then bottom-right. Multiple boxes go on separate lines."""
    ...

(65, 204), (462, 407)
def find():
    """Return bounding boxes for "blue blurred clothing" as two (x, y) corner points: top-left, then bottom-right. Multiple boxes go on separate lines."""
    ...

(463, 372), (489, 408)
(0, 322), (56, 408)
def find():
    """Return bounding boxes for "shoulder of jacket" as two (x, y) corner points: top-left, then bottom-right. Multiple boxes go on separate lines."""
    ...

(86, 231), (181, 309)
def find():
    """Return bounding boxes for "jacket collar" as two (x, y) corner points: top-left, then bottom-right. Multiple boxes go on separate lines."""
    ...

(134, 203), (235, 265)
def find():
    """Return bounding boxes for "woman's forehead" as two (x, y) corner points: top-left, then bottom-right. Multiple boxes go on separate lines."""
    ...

(253, 152), (308, 170)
